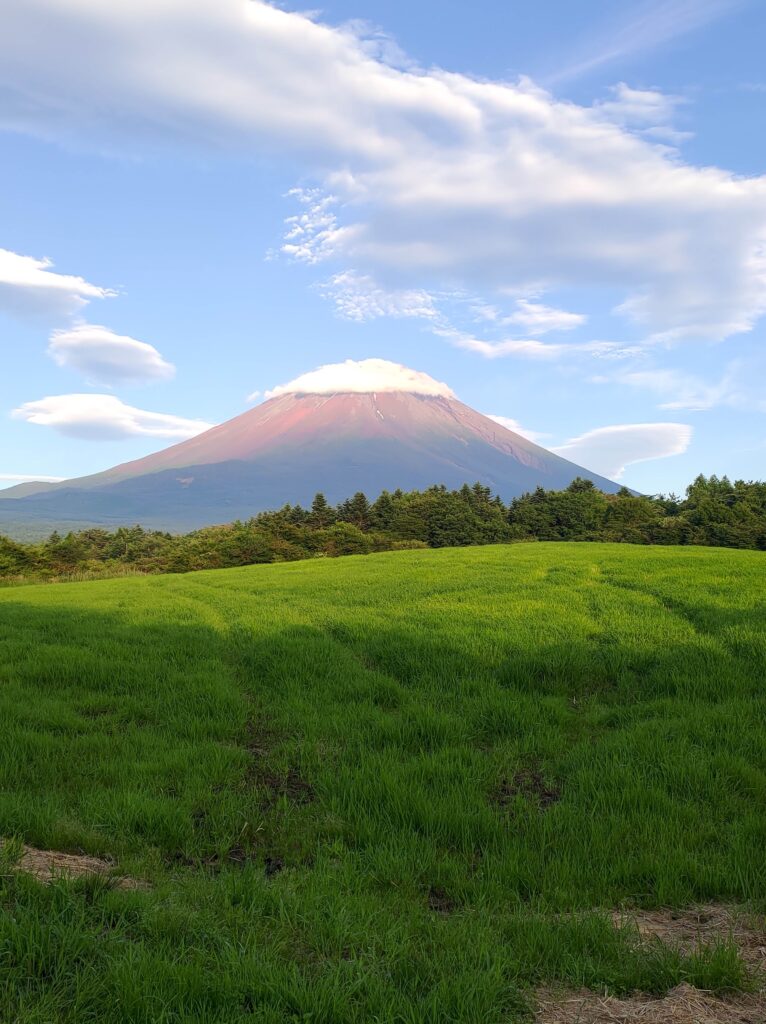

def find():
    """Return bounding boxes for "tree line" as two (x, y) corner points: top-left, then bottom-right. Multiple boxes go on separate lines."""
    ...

(1, 474), (764, 584)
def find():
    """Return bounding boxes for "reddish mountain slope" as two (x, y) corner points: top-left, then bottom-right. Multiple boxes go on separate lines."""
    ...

(0, 391), (620, 535)
(75, 392), (578, 483)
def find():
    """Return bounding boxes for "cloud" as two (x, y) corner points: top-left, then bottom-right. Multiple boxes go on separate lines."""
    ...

(618, 365), (757, 411)
(321, 271), (438, 322)
(0, 473), (65, 483)
(0, 248), (114, 319)
(318, 273), (603, 364)
(2, 1), (766, 346)
(12, 394), (213, 441)
(595, 83), (680, 127)
(281, 189), (344, 265)
(552, 422), (693, 478)
(496, 299), (586, 334)
(547, 0), (745, 85)
(447, 334), (563, 360)
(266, 358), (455, 398)
(440, 327), (641, 361)
(593, 83), (692, 144)
(47, 323), (175, 385)
(485, 415), (547, 444)
(318, 274), (598, 363)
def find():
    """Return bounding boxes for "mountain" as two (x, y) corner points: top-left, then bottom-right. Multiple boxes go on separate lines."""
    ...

(0, 363), (622, 537)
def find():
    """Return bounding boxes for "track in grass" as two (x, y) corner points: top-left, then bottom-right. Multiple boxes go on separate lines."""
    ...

(1, 543), (764, 1022)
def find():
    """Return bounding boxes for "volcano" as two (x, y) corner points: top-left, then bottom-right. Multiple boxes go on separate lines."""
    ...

(0, 360), (621, 536)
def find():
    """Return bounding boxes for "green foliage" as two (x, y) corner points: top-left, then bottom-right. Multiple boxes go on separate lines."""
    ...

(2, 475), (766, 585)
(0, 544), (764, 1021)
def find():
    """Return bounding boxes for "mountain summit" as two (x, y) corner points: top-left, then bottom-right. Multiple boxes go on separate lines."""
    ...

(0, 359), (621, 535)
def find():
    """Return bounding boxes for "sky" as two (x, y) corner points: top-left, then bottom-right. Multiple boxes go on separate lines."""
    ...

(1, 0), (765, 494)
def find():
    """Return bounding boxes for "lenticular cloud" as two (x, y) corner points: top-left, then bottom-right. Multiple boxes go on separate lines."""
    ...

(48, 324), (175, 385)
(265, 358), (456, 398)
(0, 248), (113, 319)
(12, 394), (213, 441)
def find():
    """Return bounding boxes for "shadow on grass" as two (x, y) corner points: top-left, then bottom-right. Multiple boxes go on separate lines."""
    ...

(0, 589), (763, 1022)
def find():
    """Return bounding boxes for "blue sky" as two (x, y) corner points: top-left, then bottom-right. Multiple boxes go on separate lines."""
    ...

(1, 0), (765, 494)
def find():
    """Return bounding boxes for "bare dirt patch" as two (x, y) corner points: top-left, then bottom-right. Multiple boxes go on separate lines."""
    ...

(262, 766), (315, 806)
(243, 718), (314, 805)
(535, 983), (765, 1023)
(427, 886), (457, 914)
(494, 766), (561, 811)
(244, 717), (279, 764)
(264, 855), (284, 878)
(3, 841), (147, 890)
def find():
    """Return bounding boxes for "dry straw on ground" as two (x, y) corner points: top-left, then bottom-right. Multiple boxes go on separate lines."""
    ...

(611, 905), (766, 971)
(2, 840), (147, 890)
(537, 905), (766, 1024)
(536, 983), (765, 1023)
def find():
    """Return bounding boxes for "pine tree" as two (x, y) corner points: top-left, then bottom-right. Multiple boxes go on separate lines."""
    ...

(310, 492), (333, 527)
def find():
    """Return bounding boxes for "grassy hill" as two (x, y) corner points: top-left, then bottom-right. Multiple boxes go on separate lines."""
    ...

(1, 543), (765, 1022)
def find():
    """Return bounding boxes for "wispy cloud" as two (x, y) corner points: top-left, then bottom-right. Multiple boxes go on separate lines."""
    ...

(475, 299), (586, 334)
(321, 272), (438, 322)
(438, 327), (642, 362)
(618, 366), (752, 411)
(547, 0), (747, 85)
(593, 83), (692, 145)
(315, 273), (633, 364)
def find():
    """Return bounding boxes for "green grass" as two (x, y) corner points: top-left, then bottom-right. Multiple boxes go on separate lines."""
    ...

(1, 542), (764, 1022)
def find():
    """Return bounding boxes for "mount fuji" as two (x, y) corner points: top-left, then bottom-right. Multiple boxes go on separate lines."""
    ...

(0, 360), (621, 536)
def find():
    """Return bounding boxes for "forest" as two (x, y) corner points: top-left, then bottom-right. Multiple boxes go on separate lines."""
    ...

(1, 474), (764, 584)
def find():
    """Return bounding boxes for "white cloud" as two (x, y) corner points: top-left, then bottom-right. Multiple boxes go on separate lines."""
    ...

(595, 83), (679, 127)
(47, 324), (175, 385)
(439, 327), (641, 361)
(318, 275), (594, 361)
(12, 394), (213, 441)
(322, 271), (438, 322)
(2, 1), (765, 345)
(0, 248), (114, 319)
(593, 83), (692, 144)
(281, 189), (344, 265)
(266, 358), (455, 398)
(485, 415), (547, 444)
(499, 299), (586, 333)
(0, 473), (64, 483)
(552, 422), (693, 479)
(448, 334), (562, 360)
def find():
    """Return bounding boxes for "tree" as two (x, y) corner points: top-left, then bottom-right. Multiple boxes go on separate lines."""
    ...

(338, 491), (370, 529)
(309, 492), (334, 528)
(370, 490), (396, 531)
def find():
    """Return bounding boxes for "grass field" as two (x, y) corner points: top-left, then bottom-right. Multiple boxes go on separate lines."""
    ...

(1, 542), (765, 1022)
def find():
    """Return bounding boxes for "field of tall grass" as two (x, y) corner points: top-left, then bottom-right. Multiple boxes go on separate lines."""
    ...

(1, 543), (764, 1022)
